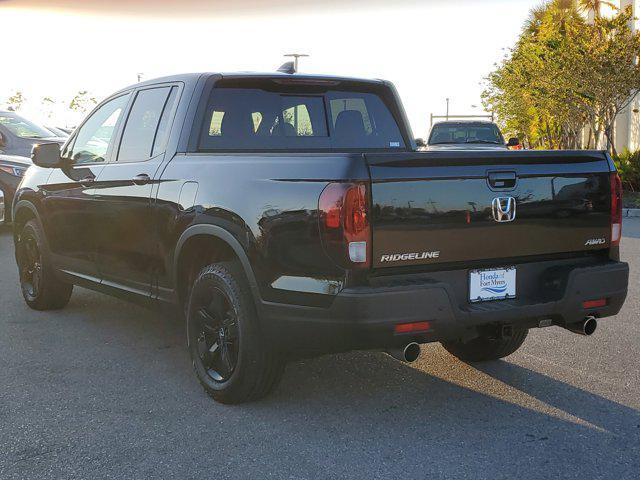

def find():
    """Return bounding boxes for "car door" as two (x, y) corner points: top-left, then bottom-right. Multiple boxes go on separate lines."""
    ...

(91, 84), (180, 298)
(41, 93), (131, 280)
(0, 125), (8, 154)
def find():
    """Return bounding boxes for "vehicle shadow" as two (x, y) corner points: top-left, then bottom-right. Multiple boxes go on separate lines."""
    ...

(5, 284), (640, 479)
(263, 347), (640, 478)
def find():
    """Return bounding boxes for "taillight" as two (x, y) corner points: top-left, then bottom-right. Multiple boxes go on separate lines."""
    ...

(610, 173), (622, 247)
(319, 182), (371, 268)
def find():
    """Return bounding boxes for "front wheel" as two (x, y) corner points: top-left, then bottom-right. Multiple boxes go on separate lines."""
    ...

(442, 328), (528, 362)
(16, 220), (73, 310)
(186, 262), (284, 404)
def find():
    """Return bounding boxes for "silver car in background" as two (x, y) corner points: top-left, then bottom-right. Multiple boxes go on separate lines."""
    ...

(426, 120), (520, 151)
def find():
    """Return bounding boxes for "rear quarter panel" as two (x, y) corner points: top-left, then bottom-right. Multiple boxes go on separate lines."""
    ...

(155, 153), (369, 306)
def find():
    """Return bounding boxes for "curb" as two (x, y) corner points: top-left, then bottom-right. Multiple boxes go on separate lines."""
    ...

(623, 208), (640, 218)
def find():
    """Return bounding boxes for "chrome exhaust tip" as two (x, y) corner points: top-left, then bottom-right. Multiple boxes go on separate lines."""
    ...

(564, 316), (598, 336)
(386, 342), (421, 363)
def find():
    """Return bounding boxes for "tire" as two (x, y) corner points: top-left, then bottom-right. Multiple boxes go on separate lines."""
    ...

(16, 220), (73, 310)
(442, 328), (528, 362)
(186, 261), (284, 404)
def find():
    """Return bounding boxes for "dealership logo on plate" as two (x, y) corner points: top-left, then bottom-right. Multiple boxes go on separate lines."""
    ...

(478, 271), (509, 295)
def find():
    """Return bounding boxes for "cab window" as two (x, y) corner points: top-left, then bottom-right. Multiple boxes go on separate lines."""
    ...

(67, 94), (130, 164)
(118, 86), (176, 162)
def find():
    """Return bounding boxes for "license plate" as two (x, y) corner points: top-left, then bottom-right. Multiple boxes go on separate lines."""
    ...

(469, 267), (516, 303)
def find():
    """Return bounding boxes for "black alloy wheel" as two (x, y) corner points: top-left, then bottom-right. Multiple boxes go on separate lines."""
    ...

(16, 220), (73, 310)
(186, 262), (285, 404)
(18, 230), (43, 299)
(191, 287), (239, 383)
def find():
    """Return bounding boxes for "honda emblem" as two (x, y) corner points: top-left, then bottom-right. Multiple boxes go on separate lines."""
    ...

(492, 197), (516, 223)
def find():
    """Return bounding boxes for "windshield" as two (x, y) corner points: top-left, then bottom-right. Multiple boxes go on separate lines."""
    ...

(0, 112), (56, 139)
(428, 123), (504, 145)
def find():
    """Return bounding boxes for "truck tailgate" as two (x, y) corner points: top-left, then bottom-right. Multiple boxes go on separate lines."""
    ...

(366, 151), (613, 269)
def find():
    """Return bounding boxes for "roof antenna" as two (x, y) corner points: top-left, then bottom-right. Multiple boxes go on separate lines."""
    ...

(277, 61), (296, 74)
(279, 53), (309, 74)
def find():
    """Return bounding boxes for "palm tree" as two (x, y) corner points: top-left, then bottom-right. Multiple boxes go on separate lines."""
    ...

(577, 0), (618, 18)
(524, 1), (583, 36)
(524, 4), (548, 34)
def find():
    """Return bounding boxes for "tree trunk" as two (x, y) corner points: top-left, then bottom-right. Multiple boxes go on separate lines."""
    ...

(604, 109), (618, 157)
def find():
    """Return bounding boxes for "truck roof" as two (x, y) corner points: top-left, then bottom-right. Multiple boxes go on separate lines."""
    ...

(432, 120), (497, 126)
(118, 72), (386, 94)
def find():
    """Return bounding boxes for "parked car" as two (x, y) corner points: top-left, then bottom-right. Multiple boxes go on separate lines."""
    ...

(14, 72), (628, 404)
(44, 126), (71, 138)
(0, 110), (66, 156)
(426, 120), (520, 150)
(0, 154), (30, 225)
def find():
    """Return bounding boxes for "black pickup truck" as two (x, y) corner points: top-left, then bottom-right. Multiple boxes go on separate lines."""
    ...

(13, 72), (628, 404)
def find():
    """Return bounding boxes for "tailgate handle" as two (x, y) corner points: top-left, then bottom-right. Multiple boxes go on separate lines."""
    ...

(488, 171), (517, 189)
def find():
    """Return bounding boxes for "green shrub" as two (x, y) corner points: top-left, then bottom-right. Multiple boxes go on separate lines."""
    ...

(614, 149), (640, 192)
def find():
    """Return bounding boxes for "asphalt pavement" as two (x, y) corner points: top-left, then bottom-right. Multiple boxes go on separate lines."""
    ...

(1, 221), (639, 479)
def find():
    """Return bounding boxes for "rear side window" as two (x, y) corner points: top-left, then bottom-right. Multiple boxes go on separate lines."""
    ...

(152, 87), (179, 157)
(198, 85), (405, 151)
(118, 86), (176, 162)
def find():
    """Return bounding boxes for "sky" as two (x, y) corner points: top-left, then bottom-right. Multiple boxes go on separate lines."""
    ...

(0, 0), (537, 136)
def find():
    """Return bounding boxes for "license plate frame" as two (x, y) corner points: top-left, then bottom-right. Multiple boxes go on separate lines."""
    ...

(469, 267), (516, 303)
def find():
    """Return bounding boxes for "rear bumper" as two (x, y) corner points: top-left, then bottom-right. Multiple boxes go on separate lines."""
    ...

(260, 259), (629, 353)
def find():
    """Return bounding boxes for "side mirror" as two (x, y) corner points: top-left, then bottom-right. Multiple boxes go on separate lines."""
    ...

(507, 137), (520, 148)
(415, 138), (427, 148)
(0, 133), (5, 148)
(32, 142), (63, 168)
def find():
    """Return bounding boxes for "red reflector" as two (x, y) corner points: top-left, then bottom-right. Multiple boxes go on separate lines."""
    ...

(583, 299), (607, 309)
(394, 322), (431, 334)
(610, 173), (623, 246)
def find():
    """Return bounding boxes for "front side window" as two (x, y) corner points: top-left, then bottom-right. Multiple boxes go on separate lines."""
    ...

(67, 94), (130, 164)
(199, 84), (405, 151)
(118, 86), (176, 162)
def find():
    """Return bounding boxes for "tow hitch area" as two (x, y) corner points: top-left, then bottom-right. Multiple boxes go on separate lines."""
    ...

(501, 325), (514, 339)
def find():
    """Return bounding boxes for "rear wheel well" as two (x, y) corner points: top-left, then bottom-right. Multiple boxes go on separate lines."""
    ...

(176, 235), (240, 308)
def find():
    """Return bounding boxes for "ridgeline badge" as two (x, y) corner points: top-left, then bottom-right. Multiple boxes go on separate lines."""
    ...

(380, 251), (440, 263)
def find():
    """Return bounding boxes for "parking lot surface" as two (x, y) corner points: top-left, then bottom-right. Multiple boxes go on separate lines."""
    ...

(1, 221), (639, 479)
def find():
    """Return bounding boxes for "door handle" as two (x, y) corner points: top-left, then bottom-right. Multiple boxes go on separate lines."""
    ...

(79, 176), (95, 187)
(132, 174), (151, 185)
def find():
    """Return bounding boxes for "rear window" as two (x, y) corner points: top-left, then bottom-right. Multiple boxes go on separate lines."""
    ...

(198, 84), (405, 151)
